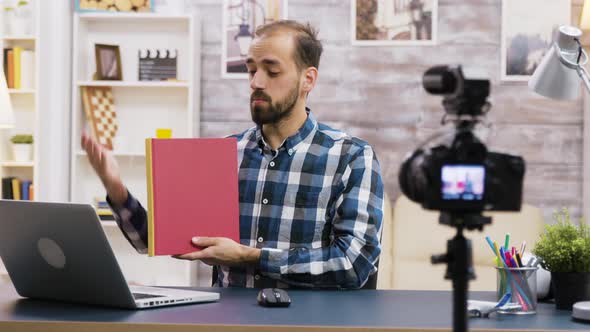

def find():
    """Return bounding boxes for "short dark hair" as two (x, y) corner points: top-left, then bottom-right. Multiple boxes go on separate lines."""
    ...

(254, 20), (323, 72)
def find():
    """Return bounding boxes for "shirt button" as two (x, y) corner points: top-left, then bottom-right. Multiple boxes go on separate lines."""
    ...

(254, 274), (260, 280)
(288, 148), (294, 155)
(257, 237), (264, 243)
(262, 198), (269, 204)
(269, 161), (275, 167)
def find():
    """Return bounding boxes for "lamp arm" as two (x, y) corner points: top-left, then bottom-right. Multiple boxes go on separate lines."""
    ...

(577, 65), (590, 94)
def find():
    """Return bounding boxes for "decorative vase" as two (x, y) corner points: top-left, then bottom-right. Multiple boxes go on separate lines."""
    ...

(551, 272), (590, 310)
(12, 143), (32, 162)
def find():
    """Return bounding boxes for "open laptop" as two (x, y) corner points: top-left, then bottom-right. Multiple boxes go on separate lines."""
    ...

(0, 200), (220, 309)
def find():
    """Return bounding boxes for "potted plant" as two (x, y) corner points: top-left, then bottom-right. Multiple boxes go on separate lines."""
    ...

(10, 134), (33, 162)
(4, 1), (31, 36)
(532, 208), (590, 310)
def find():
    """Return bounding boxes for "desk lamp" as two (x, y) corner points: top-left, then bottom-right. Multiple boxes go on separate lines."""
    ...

(528, 25), (590, 99)
(528, 20), (590, 321)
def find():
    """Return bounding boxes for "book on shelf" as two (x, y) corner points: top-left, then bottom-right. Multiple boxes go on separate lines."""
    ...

(145, 138), (240, 256)
(3, 47), (35, 89)
(93, 197), (115, 221)
(2, 177), (33, 200)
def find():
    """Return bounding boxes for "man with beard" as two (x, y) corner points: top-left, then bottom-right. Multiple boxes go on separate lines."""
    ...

(81, 20), (384, 289)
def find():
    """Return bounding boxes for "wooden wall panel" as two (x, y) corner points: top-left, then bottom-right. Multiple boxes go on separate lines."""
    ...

(190, 0), (585, 222)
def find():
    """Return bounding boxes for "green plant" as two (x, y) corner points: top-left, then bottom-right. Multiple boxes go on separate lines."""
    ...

(16, 1), (28, 6)
(532, 208), (590, 273)
(10, 134), (33, 144)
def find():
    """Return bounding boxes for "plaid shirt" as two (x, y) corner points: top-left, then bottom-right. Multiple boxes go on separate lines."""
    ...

(109, 110), (384, 289)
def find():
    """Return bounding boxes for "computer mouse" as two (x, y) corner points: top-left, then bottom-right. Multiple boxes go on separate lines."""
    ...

(257, 288), (291, 307)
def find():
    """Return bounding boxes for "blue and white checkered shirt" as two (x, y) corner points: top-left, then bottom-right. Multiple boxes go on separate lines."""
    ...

(109, 110), (384, 289)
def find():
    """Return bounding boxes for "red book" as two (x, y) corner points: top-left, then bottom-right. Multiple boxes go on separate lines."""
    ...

(145, 138), (240, 256)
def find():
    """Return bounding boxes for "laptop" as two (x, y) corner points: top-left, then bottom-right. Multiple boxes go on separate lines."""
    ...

(0, 200), (220, 309)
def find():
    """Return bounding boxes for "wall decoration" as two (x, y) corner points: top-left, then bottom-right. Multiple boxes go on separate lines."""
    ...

(75, 0), (154, 13)
(352, 0), (437, 46)
(95, 44), (122, 81)
(81, 86), (118, 150)
(501, 0), (571, 81)
(221, 0), (288, 79)
(138, 49), (177, 81)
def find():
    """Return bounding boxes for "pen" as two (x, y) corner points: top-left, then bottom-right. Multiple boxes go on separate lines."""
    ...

(520, 241), (526, 255)
(512, 246), (516, 257)
(504, 233), (510, 251)
(515, 252), (523, 267)
(485, 236), (497, 255)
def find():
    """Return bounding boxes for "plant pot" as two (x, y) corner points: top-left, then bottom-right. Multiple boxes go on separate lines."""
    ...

(12, 143), (32, 162)
(551, 272), (590, 310)
(7, 16), (29, 36)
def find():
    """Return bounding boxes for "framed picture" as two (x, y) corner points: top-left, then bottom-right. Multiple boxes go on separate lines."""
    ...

(351, 0), (438, 46)
(95, 44), (122, 81)
(75, 0), (154, 13)
(221, 0), (288, 79)
(501, 0), (571, 81)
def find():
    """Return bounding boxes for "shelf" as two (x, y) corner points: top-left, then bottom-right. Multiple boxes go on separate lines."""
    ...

(77, 12), (191, 22)
(8, 89), (35, 94)
(76, 150), (145, 157)
(0, 161), (34, 167)
(76, 81), (190, 88)
(3, 35), (36, 41)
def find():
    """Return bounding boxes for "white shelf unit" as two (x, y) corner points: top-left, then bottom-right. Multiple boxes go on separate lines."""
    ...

(0, 0), (40, 278)
(0, 1), (40, 200)
(70, 12), (201, 287)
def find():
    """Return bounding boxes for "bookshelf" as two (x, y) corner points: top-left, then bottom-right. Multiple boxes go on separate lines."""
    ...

(0, 0), (40, 201)
(70, 12), (201, 287)
(0, 0), (40, 277)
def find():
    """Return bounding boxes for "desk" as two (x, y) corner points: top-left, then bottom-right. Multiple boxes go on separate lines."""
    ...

(0, 282), (588, 332)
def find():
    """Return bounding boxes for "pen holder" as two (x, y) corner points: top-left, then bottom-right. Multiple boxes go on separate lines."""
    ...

(495, 266), (538, 315)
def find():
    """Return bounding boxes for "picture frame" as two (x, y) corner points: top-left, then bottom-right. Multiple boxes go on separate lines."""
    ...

(500, 0), (571, 81)
(74, 0), (154, 13)
(95, 44), (123, 81)
(221, 0), (288, 79)
(351, 0), (438, 46)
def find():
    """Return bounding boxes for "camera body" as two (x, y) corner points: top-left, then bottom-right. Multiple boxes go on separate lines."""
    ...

(399, 65), (525, 213)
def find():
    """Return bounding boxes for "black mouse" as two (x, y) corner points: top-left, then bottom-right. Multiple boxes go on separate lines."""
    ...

(257, 288), (291, 307)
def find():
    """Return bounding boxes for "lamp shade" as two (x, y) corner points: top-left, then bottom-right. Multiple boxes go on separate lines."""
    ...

(528, 47), (581, 100)
(528, 26), (585, 100)
(582, 0), (590, 30)
(0, 71), (14, 129)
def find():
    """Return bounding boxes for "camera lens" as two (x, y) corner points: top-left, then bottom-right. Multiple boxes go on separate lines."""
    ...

(423, 66), (458, 95)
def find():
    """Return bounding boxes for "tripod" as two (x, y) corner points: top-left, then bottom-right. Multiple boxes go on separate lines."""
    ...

(431, 212), (491, 332)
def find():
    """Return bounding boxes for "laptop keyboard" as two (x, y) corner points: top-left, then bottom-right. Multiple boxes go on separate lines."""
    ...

(132, 292), (165, 300)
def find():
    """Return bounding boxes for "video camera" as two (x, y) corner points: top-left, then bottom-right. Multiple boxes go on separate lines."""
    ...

(399, 65), (525, 213)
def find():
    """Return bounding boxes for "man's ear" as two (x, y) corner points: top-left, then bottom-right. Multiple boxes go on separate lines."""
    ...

(301, 67), (318, 94)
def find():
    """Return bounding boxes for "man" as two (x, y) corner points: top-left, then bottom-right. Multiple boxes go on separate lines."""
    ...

(82, 20), (384, 289)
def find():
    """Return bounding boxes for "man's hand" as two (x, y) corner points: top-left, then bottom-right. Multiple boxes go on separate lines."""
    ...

(173, 237), (261, 267)
(81, 132), (128, 206)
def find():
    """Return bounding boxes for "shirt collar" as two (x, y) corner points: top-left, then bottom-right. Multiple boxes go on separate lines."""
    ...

(255, 108), (317, 155)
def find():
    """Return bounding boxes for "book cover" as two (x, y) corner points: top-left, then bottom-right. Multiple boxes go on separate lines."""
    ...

(13, 47), (22, 89)
(21, 180), (31, 200)
(145, 138), (240, 256)
(11, 178), (21, 200)
(6, 50), (14, 89)
(2, 177), (14, 199)
(20, 50), (34, 89)
(28, 183), (34, 201)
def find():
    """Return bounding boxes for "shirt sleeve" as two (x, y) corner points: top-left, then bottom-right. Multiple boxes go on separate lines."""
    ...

(107, 191), (149, 254)
(258, 144), (384, 289)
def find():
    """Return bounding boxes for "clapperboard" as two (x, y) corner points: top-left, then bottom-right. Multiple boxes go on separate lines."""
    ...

(138, 49), (178, 81)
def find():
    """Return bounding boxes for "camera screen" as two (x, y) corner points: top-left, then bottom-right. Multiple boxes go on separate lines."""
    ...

(441, 165), (485, 201)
